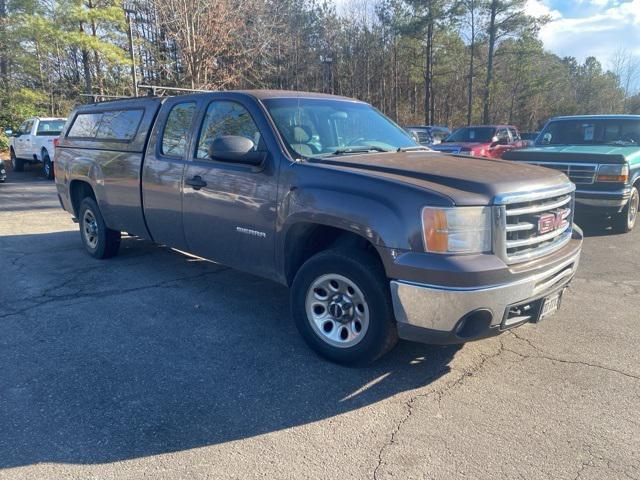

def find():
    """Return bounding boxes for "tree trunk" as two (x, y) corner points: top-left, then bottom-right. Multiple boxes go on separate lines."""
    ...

(424, 14), (433, 125)
(80, 23), (92, 95)
(0, 0), (8, 101)
(87, 0), (103, 95)
(466, 0), (475, 126)
(482, 0), (497, 124)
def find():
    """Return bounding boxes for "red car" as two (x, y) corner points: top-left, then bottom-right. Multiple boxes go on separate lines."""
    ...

(431, 125), (528, 159)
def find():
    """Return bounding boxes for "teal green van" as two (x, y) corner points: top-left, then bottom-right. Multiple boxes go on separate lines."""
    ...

(503, 115), (640, 233)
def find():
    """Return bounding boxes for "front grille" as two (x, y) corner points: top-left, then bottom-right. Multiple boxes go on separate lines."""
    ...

(495, 184), (575, 264)
(436, 146), (462, 154)
(524, 162), (597, 184)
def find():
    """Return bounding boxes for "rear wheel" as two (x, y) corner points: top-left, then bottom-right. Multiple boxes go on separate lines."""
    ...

(10, 149), (24, 172)
(78, 197), (121, 259)
(291, 248), (398, 365)
(612, 186), (638, 233)
(42, 152), (54, 180)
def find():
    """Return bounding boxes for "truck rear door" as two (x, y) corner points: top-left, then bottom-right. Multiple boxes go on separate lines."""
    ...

(142, 96), (203, 250)
(181, 95), (279, 279)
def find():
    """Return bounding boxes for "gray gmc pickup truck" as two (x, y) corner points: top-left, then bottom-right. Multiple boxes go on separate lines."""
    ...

(55, 91), (583, 364)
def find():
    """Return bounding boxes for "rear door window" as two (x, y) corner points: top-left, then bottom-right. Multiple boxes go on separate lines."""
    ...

(161, 102), (197, 158)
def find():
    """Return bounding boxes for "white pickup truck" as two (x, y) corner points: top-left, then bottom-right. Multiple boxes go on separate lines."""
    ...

(8, 117), (66, 179)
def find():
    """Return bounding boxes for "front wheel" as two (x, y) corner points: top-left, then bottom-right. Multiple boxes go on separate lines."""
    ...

(612, 186), (639, 233)
(291, 248), (398, 365)
(78, 197), (121, 259)
(10, 149), (24, 172)
(42, 152), (54, 180)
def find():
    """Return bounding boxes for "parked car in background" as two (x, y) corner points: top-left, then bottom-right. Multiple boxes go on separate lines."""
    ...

(7, 117), (66, 179)
(55, 90), (582, 365)
(431, 125), (528, 158)
(503, 115), (640, 233)
(404, 125), (450, 146)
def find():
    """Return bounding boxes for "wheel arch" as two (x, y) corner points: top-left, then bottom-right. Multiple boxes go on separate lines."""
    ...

(282, 222), (386, 286)
(69, 179), (97, 217)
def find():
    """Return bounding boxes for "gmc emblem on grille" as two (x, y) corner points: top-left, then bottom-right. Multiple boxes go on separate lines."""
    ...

(537, 209), (570, 234)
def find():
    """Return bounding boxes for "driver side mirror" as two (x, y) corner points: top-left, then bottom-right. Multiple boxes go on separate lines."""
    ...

(207, 135), (266, 166)
(541, 133), (552, 145)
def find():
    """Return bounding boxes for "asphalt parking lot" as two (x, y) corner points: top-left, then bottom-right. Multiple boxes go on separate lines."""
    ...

(1, 163), (639, 480)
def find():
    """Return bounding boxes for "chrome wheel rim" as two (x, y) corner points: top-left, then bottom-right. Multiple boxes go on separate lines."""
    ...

(82, 209), (99, 249)
(629, 188), (639, 228)
(43, 159), (50, 176)
(305, 273), (370, 348)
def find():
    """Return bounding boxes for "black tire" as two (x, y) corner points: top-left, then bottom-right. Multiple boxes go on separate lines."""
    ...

(291, 248), (398, 365)
(42, 152), (54, 180)
(10, 149), (24, 172)
(78, 197), (121, 259)
(612, 186), (638, 234)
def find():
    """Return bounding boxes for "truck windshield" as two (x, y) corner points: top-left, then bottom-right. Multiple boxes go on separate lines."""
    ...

(262, 98), (417, 157)
(537, 119), (640, 146)
(36, 120), (66, 136)
(444, 127), (495, 143)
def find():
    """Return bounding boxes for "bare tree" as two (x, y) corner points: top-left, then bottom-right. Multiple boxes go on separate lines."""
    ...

(611, 47), (640, 111)
(155, 0), (277, 89)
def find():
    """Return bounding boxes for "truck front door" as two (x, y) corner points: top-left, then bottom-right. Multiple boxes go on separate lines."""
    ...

(182, 97), (279, 279)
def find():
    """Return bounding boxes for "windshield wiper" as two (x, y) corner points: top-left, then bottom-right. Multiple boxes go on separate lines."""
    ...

(397, 146), (430, 152)
(606, 140), (636, 146)
(331, 146), (390, 155)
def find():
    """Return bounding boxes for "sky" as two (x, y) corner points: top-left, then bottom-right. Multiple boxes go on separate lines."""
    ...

(334, 0), (640, 67)
(524, 0), (640, 65)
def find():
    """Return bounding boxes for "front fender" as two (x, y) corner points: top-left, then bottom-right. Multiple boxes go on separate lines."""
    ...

(280, 186), (410, 249)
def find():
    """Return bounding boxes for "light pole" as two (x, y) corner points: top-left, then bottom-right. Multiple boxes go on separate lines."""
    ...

(321, 55), (333, 94)
(123, 3), (138, 97)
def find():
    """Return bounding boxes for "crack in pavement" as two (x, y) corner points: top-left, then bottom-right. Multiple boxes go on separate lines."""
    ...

(504, 347), (640, 381)
(371, 329), (640, 480)
(372, 339), (508, 480)
(505, 331), (640, 381)
(572, 277), (640, 298)
(0, 268), (230, 320)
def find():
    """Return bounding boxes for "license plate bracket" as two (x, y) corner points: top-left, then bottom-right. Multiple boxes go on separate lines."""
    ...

(538, 290), (563, 321)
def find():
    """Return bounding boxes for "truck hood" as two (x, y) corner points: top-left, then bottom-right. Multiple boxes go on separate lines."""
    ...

(308, 151), (569, 205)
(503, 144), (640, 163)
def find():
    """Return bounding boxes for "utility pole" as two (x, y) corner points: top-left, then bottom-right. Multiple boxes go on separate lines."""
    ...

(123, 3), (138, 97)
(321, 55), (333, 94)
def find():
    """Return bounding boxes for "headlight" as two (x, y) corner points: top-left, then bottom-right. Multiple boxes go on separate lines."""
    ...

(596, 164), (628, 183)
(421, 206), (492, 254)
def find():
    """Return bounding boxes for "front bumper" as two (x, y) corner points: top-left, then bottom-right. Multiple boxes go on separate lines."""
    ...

(390, 230), (582, 345)
(575, 187), (632, 209)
